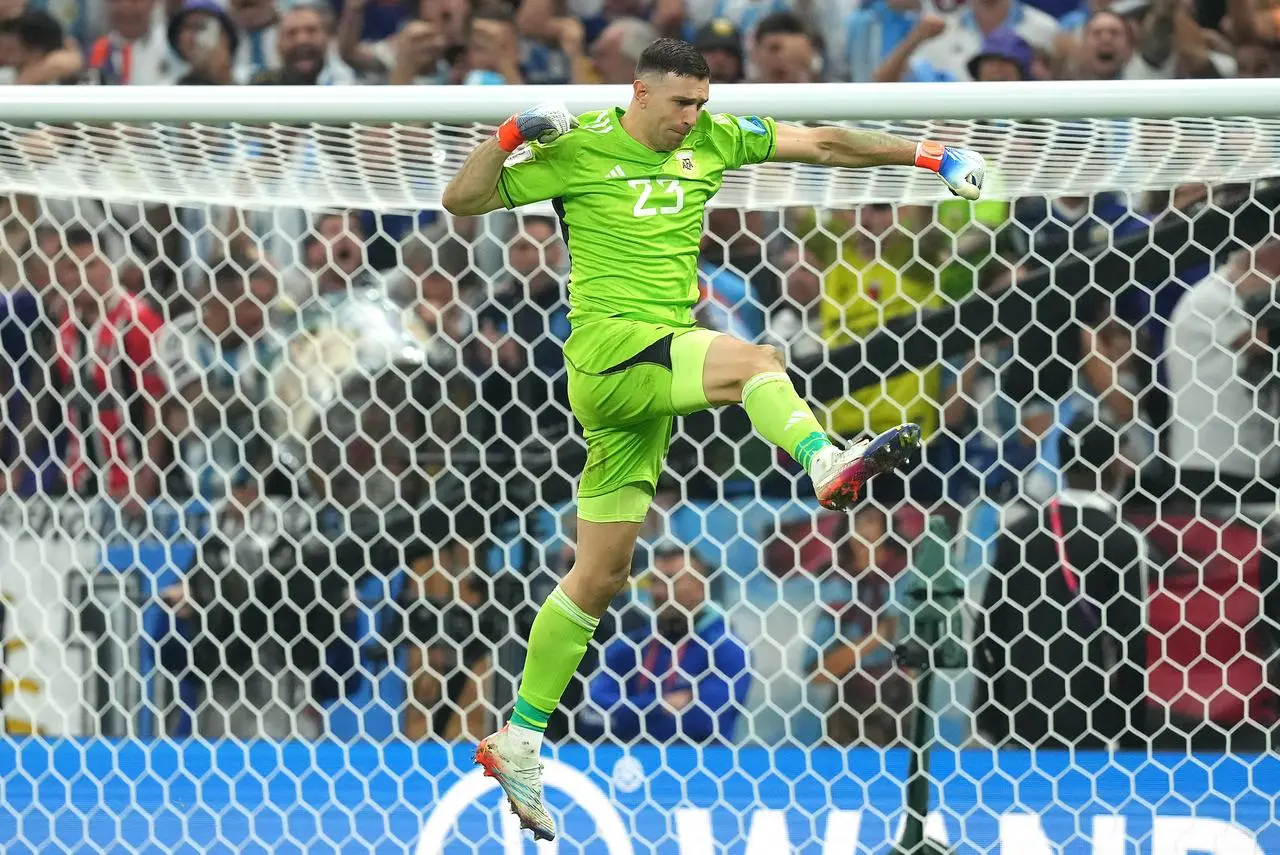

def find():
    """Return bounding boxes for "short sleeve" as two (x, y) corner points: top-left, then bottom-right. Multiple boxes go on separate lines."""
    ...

(497, 142), (569, 209)
(707, 113), (778, 171)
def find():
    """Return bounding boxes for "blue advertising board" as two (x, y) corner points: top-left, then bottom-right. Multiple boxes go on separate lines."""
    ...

(0, 740), (1273, 853)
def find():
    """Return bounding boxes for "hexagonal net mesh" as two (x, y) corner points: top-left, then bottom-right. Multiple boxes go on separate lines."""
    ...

(0, 92), (1276, 853)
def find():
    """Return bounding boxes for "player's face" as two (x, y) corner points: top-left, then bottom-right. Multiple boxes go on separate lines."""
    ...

(637, 73), (709, 152)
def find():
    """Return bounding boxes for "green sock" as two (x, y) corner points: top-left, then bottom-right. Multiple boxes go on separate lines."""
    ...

(510, 585), (600, 733)
(741, 371), (833, 473)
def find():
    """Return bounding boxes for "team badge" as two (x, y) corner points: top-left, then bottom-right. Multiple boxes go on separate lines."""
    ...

(676, 151), (694, 173)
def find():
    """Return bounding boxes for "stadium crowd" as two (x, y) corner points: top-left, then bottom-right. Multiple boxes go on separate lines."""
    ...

(0, 0), (1276, 749)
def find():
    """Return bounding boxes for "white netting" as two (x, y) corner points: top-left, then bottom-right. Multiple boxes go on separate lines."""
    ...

(6, 115), (1280, 210)
(0, 89), (1276, 853)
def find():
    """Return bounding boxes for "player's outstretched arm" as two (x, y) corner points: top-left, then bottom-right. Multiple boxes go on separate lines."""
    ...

(772, 124), (986, 201)
(442, 138), (509, 217)
(442, 102), (578, 216)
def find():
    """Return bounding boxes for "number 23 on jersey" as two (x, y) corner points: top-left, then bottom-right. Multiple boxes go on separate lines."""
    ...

(628, 178), (684, 217)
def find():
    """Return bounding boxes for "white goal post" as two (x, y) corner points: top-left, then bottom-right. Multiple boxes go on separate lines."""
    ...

(0, 80), (1275, 854)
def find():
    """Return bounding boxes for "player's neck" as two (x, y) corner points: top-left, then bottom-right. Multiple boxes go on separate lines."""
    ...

(619, 105), (660, 152)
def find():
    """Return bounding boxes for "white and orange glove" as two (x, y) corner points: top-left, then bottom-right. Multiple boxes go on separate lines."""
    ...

(915, 140), (986, 201)
(496, 102), (578, 153)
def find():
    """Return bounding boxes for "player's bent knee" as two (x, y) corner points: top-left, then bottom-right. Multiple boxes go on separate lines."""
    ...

(752, 344), (785, 375)
(733, 345), (786, 398)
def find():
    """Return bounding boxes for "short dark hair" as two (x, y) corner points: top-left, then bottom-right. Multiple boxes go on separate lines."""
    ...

(519, 214), (558, 236)
(14, 9), (63, 54)
(754, 11), (810, 44)
(63, 226), (96, 249)
(1084, 8), (1131, 33)
(635, 37), (710, 79)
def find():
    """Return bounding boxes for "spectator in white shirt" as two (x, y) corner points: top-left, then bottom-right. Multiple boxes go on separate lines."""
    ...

(86, 0), (173, 84)
(1166, 240), (1280, 488)
(904, 0), (1058, 81)
(228, 0), (279, 79)
(1056, 3), (1233, 79)
(250, 1), (353, 85)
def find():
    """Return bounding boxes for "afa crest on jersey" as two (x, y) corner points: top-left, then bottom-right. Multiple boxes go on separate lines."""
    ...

(676, 151), (695, 173)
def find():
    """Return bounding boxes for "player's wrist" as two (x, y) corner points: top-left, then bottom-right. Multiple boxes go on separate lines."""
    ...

(914, 140), (945, 173)
(496, 116), (525, 153)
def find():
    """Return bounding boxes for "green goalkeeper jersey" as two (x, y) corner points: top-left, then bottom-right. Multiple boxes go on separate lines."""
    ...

(497, 107), (778, 337)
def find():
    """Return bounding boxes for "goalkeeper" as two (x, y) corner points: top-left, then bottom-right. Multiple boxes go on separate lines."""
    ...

(443, 38), (985, 841)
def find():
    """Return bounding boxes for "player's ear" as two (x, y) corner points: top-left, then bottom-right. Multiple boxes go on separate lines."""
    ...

(632, 78), (647, 104)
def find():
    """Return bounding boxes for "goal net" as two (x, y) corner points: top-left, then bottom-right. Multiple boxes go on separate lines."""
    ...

(0, 83), (1276, 853)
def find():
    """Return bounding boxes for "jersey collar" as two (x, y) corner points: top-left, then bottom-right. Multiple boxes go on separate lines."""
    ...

(610, 106), (670, 161)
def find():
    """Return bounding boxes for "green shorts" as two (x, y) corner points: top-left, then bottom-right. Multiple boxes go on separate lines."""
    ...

(564, 320), (721, 523)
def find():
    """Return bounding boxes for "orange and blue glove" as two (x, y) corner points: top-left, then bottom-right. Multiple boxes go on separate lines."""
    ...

(496, 102), (578, 153)
(915, 140), (987, 201)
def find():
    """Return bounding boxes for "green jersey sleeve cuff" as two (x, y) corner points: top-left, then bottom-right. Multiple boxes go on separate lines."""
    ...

(497, 173), (517, 210)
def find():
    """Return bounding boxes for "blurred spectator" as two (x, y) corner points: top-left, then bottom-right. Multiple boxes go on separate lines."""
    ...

(765, 240), (825, 363)
(820, 203), (941, 447)
(167, 0), (238, 85)
(251, 1), (354, 85)
(974, 417), (1148, 749)
(290, 211), (374, 303)
(586, 542), (750, 743)
(1233, 39), (1279, 76)
(1056, 8), (1131, 78)
(967, 27), (1034, 79)
(882, 0), (1058, 82)
(475, 215), (570, 381)
(0, 227), (64, 496)
(1057, 2), (1233, 79)
(401, 539), (503, 741)
(340, 0), (451, 84)
(749, 11), (820, 83)
(53, 227), (168, 512)
(87, 0), (172, 84)
(157, 247), (278, 504)
(996, 195), (1135, 474)
(515, 0), (669, 49)
(227, 0), (279, 80)
(698, 209), (765, 342)
(692, 17), (744, 82)
(842, 0), (927, 83)
(460, 3), (524, 84)
(0, 8), (84, 84)
(805, 506), (912, 747)
(590, 17), (656, 84)
(1166, 240), (1280, 498)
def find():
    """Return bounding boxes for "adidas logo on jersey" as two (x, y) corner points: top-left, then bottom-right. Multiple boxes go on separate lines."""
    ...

(605, 165), (625, 179)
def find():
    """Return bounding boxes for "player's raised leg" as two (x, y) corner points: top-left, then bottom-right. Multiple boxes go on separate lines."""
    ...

(701, 335), (921, 510)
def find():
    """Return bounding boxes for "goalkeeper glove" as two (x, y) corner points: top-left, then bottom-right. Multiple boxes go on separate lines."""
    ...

(496, 102), (578, 153)
(915, 141), (986, 201)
